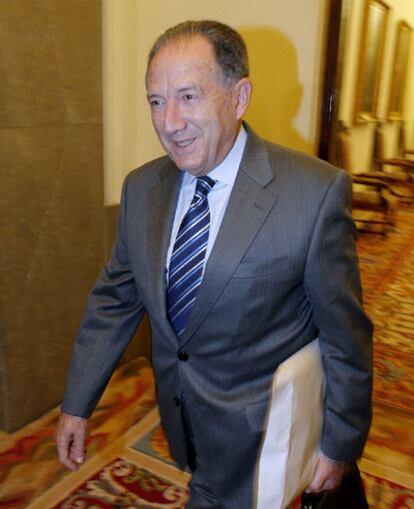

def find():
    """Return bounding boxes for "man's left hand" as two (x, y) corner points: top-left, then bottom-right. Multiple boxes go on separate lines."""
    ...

(305, 452), (349, 493)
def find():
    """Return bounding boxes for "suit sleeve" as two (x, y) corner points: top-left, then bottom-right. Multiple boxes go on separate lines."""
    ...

(61, 175), (145, 418)
(304, 170), (373, 462)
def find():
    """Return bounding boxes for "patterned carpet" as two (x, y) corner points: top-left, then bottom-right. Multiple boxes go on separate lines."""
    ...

(0, 358), (157, 508)
(0, 207), (413, 508)
(50, 457), (188, 509)
(47, 412), (413, 509)
(46, 455), (414, 509)
(356, 208), (414, 489)
(362, 472), (414, 509)
(356, 208), (414, 415)
(358, 208), (414, 357)
(373, 345), (413, 412)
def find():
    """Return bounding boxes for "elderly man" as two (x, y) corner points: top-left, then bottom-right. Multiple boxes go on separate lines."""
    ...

(55, 20), (372, 508)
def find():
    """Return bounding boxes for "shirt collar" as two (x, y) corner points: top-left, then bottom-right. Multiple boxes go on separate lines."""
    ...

(182, 125), (247, 187)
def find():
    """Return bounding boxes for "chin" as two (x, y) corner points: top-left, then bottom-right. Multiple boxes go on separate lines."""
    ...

(173, 158), (203, 175)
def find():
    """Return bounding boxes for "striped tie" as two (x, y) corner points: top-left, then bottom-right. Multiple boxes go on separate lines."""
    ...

(167, 176), (216, 337)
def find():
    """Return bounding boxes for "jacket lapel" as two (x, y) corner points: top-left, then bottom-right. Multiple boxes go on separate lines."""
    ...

(147, 160), (182, 338)
(180, 128), (278, 346)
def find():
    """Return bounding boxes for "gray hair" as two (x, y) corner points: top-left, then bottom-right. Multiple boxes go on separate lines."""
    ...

(147, 20), (249, 86)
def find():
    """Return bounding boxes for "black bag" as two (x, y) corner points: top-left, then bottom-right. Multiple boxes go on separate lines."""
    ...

(300, 464), (369, 509)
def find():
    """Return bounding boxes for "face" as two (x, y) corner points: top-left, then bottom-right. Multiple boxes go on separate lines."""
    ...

(146, 35), (251, 176)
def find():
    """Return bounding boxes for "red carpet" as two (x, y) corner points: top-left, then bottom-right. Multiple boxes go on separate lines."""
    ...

(361, 472), (414, 509)
(46, 452), (413, 509)
(373, 344), (414, 412)
(51, 457), (188, 508)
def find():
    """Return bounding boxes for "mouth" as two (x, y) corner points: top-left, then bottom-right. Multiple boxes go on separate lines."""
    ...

(173, 137), (196, 150)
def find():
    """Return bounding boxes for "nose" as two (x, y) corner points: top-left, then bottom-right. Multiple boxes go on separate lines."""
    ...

(163, 102), (186, 134)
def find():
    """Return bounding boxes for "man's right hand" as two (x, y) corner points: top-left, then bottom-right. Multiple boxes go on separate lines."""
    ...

(55, 413), (88, 471)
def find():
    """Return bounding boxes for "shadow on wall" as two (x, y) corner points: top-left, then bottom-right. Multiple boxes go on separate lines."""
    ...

(240, 27), (314, 155)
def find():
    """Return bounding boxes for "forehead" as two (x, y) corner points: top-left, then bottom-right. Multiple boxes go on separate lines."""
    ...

(147, 35), (219, 86)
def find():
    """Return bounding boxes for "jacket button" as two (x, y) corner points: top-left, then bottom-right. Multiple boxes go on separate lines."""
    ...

(177, 351), (189, 361)
(174, 396), (181, 407)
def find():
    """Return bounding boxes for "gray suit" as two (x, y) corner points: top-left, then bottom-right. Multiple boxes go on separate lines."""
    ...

(62, 126), (372, 507)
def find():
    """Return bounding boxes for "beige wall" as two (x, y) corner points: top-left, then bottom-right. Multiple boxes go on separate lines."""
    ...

(0, 0), (105, 431)
(103, 0), (327, 205)
(339, 0), (414, 172)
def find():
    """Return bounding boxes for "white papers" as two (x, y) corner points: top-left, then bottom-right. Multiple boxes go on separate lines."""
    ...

(255, 339), (324, 509)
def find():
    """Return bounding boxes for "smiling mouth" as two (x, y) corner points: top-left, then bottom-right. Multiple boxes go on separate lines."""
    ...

(174, 138), (195, 149)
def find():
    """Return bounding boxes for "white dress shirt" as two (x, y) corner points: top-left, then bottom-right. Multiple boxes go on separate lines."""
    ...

(166, 126), (247, 281)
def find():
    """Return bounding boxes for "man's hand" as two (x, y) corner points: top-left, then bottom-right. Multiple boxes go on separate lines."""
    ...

(55, 413), (88, 471)
(305, 452), (349, 493)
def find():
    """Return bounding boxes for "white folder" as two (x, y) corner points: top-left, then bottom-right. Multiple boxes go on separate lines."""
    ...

(255, 339), (324, 509)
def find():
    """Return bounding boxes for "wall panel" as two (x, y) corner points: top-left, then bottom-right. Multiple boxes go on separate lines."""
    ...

(0, 0), (105, 431)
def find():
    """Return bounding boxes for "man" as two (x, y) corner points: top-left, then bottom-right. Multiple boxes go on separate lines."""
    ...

(55, 20), (372, 508)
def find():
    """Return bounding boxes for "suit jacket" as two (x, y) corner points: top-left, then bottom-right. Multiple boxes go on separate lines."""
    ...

(62, 126), (373, 507)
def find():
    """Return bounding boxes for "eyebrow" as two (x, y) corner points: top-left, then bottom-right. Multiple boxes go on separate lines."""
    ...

(178, 84), (206, 96)
(147, 84), (203, 101)
(177, 85), (197, 92)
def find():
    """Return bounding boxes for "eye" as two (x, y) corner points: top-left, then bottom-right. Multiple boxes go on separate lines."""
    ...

(183, 93), (195, 102)
(149, 97), (163, 108)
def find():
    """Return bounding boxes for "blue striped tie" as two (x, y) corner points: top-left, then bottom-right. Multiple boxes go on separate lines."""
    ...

(167, 176), (216, 337)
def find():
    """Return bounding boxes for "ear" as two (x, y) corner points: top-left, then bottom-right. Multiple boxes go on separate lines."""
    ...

(233, 78), (252, 119)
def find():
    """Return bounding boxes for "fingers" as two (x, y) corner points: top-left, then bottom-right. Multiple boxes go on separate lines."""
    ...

(68, 422), (86, 466)
(55, 413), (88, 471)
(305, 453), (348, 494)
